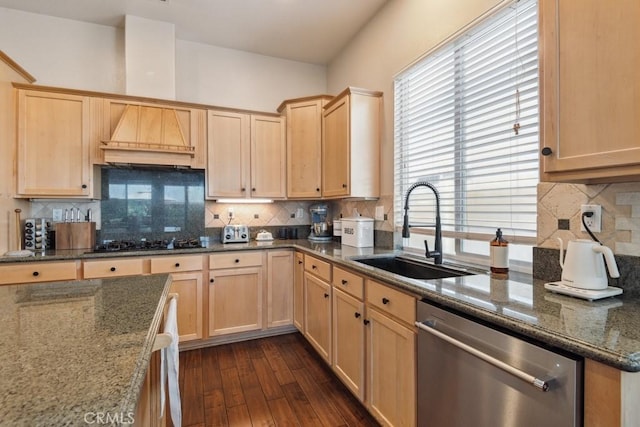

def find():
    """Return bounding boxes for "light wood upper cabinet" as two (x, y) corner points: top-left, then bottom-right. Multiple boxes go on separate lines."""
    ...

(99, 98), (207, 169)
(207, 109), (285, 199)
(16, 89), (95, 198)
(322, 87), (381, 199)
(278, 96), (332, 199)
(540, 0), (640, 182)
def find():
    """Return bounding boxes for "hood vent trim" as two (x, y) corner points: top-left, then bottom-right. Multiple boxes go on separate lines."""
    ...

(101, 104), (194, 167)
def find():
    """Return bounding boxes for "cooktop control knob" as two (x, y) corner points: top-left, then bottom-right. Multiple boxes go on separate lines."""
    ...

(241, 233), (247, 239)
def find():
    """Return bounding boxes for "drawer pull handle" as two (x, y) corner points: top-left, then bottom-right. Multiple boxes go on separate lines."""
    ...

(110, 267), (116, 272)
(324, 293), (330, 298)
(364, 319), (370, 325)
(81, 184), (87, 189)
(210, 278), (215, 283)
(32, 271), (39, 277)
(235, 259), (240, 263)
(175, 263), (180, 267)
(354, 312), (361, 318)
(341, 279), (348, 285)
(382, 297), (390, 305)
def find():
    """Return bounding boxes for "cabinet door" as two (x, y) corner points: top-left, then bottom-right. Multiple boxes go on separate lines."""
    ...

(286, 99), (324, 199)
(209, 267), (263, 336)
(170, 271), (203, 342)
(293, 252), (305, 331)
(333, 288), (365, 401)
(251, 115), (286, 198)
(266, 250), (293, 328)
(541, 0), (640, 181)
(304, 271), (332, 363)
(322, 95), (350, 197)
(17, 90), (91, 197)
(367, 308), (416, 427)
(206, 110), (250, 198)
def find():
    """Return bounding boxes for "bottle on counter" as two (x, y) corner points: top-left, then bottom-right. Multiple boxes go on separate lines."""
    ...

(490, 228), (509, 274)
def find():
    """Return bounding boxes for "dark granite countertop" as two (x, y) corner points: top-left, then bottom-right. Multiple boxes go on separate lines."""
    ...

(0, 274), (171, 426)
(3, 240), (640, 372)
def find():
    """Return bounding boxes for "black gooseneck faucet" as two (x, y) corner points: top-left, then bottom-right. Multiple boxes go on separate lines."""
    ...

(401, 181), (443, 264)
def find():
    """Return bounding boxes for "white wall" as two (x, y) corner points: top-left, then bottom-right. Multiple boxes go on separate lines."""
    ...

(326, 0), (504, 196)
(0, 7), (327, 112)
(0, 7), (124, 92)
(176, 40), (326, 112)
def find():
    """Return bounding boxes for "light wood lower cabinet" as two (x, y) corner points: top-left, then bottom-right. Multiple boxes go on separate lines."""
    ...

(209, 252), (264, 336)
(134, 344), (165, 427)
(585, 358), (640, 427)
(293, 252), (305, 331)
(304, 271), (332, 363)
(150, 255), (204, 343)
(266, 250), (293, 328)
(83, 258), (144, 278)
(366, 307), (416, 427)
(0, 260), (77, 285)
(332, 287), (365, 401)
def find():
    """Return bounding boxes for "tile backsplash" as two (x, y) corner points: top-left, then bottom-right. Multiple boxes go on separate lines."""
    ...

(538, 182), (640, 255)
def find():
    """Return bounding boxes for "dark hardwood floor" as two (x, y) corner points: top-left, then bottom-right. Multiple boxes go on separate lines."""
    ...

(171, 332), (381, 427)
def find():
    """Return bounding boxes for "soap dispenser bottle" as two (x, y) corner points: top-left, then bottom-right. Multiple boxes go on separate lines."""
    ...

(490, 228), (509, 274)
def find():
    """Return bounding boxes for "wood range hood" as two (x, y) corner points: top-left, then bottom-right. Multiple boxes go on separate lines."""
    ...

(101, 104), (194, 167)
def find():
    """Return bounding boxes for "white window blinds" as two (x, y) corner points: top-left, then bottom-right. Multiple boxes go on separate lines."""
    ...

(394, 0), (538, 246)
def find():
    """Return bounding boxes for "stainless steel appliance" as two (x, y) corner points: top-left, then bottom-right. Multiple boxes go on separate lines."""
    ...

(222, 225), (249, 243)
(416, 300), (582, 427)
(308, 204), (332, 242)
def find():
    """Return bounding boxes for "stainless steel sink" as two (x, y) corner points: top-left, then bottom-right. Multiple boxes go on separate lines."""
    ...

(351, 256), (473, 280)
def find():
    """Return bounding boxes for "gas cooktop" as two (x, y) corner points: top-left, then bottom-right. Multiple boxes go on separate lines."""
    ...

(89, 237), (203, 253)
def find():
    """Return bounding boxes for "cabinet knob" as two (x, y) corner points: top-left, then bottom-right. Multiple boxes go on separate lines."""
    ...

(252, 187), (256, 191)
(235, 259), (240, 263)
(316, 188), (320, 192)
(241, 187), (246, 192)
(298, 260), (303, 265)
(81, 184), (87, 189)
(541, 147), (553, 156)
(32, 271), (39, 277)
(342, 183), (347, 188)
(210, 278), (215, 283)
(110, 267), (116, 272)
(312, 265), (317, 270)
(175, 263), (180, 267)
(382, 297), (390, 305)
(324, 293), (330, 298)
(364, 319), (370, 325)
(341, 279), (348, 285)
(354, 312), (361, 318)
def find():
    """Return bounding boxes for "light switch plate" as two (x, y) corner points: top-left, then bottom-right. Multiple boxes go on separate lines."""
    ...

(52, 209), (63, 222)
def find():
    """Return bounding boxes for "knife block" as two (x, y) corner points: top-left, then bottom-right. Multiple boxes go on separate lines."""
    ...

(55, 222), (96, 250)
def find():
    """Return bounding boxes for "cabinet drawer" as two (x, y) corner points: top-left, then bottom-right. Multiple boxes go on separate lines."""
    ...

(332, 266), (364, 299)
(366, 279), (416, 325)
(83, 258), (144, 278)
(150, 255), (203, 273)
(304, 254), (331, 282)
(0, 261), (77, 285)
(210, 251), (262, 269)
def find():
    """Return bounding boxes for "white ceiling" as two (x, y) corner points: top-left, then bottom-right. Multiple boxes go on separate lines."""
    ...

(0, 0), (388, 65)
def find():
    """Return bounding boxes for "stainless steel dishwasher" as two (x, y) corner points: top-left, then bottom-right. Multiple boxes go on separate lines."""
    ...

(416, 300), (582, 427)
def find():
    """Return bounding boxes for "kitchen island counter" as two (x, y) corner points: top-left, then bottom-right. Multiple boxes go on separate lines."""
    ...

(0, 274), (171, 425)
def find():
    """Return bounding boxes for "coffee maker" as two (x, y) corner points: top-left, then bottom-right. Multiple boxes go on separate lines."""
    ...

(308, 204), (333, 242)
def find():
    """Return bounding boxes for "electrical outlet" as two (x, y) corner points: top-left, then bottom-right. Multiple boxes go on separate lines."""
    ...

(375, 205), (384, 221)
(581, 204), (602, 233)
(52, 209), (63, 222)
(296, 208), (304, 219)
(227, 207), (234, 219)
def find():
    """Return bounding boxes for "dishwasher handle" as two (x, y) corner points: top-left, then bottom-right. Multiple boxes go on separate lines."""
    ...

(415, 320), (551, 392)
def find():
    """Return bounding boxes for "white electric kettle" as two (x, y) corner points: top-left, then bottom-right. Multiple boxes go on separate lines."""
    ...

(557, 238), (620, 290)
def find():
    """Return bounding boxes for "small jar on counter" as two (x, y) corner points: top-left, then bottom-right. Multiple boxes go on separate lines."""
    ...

(490, 228), (509, 274)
